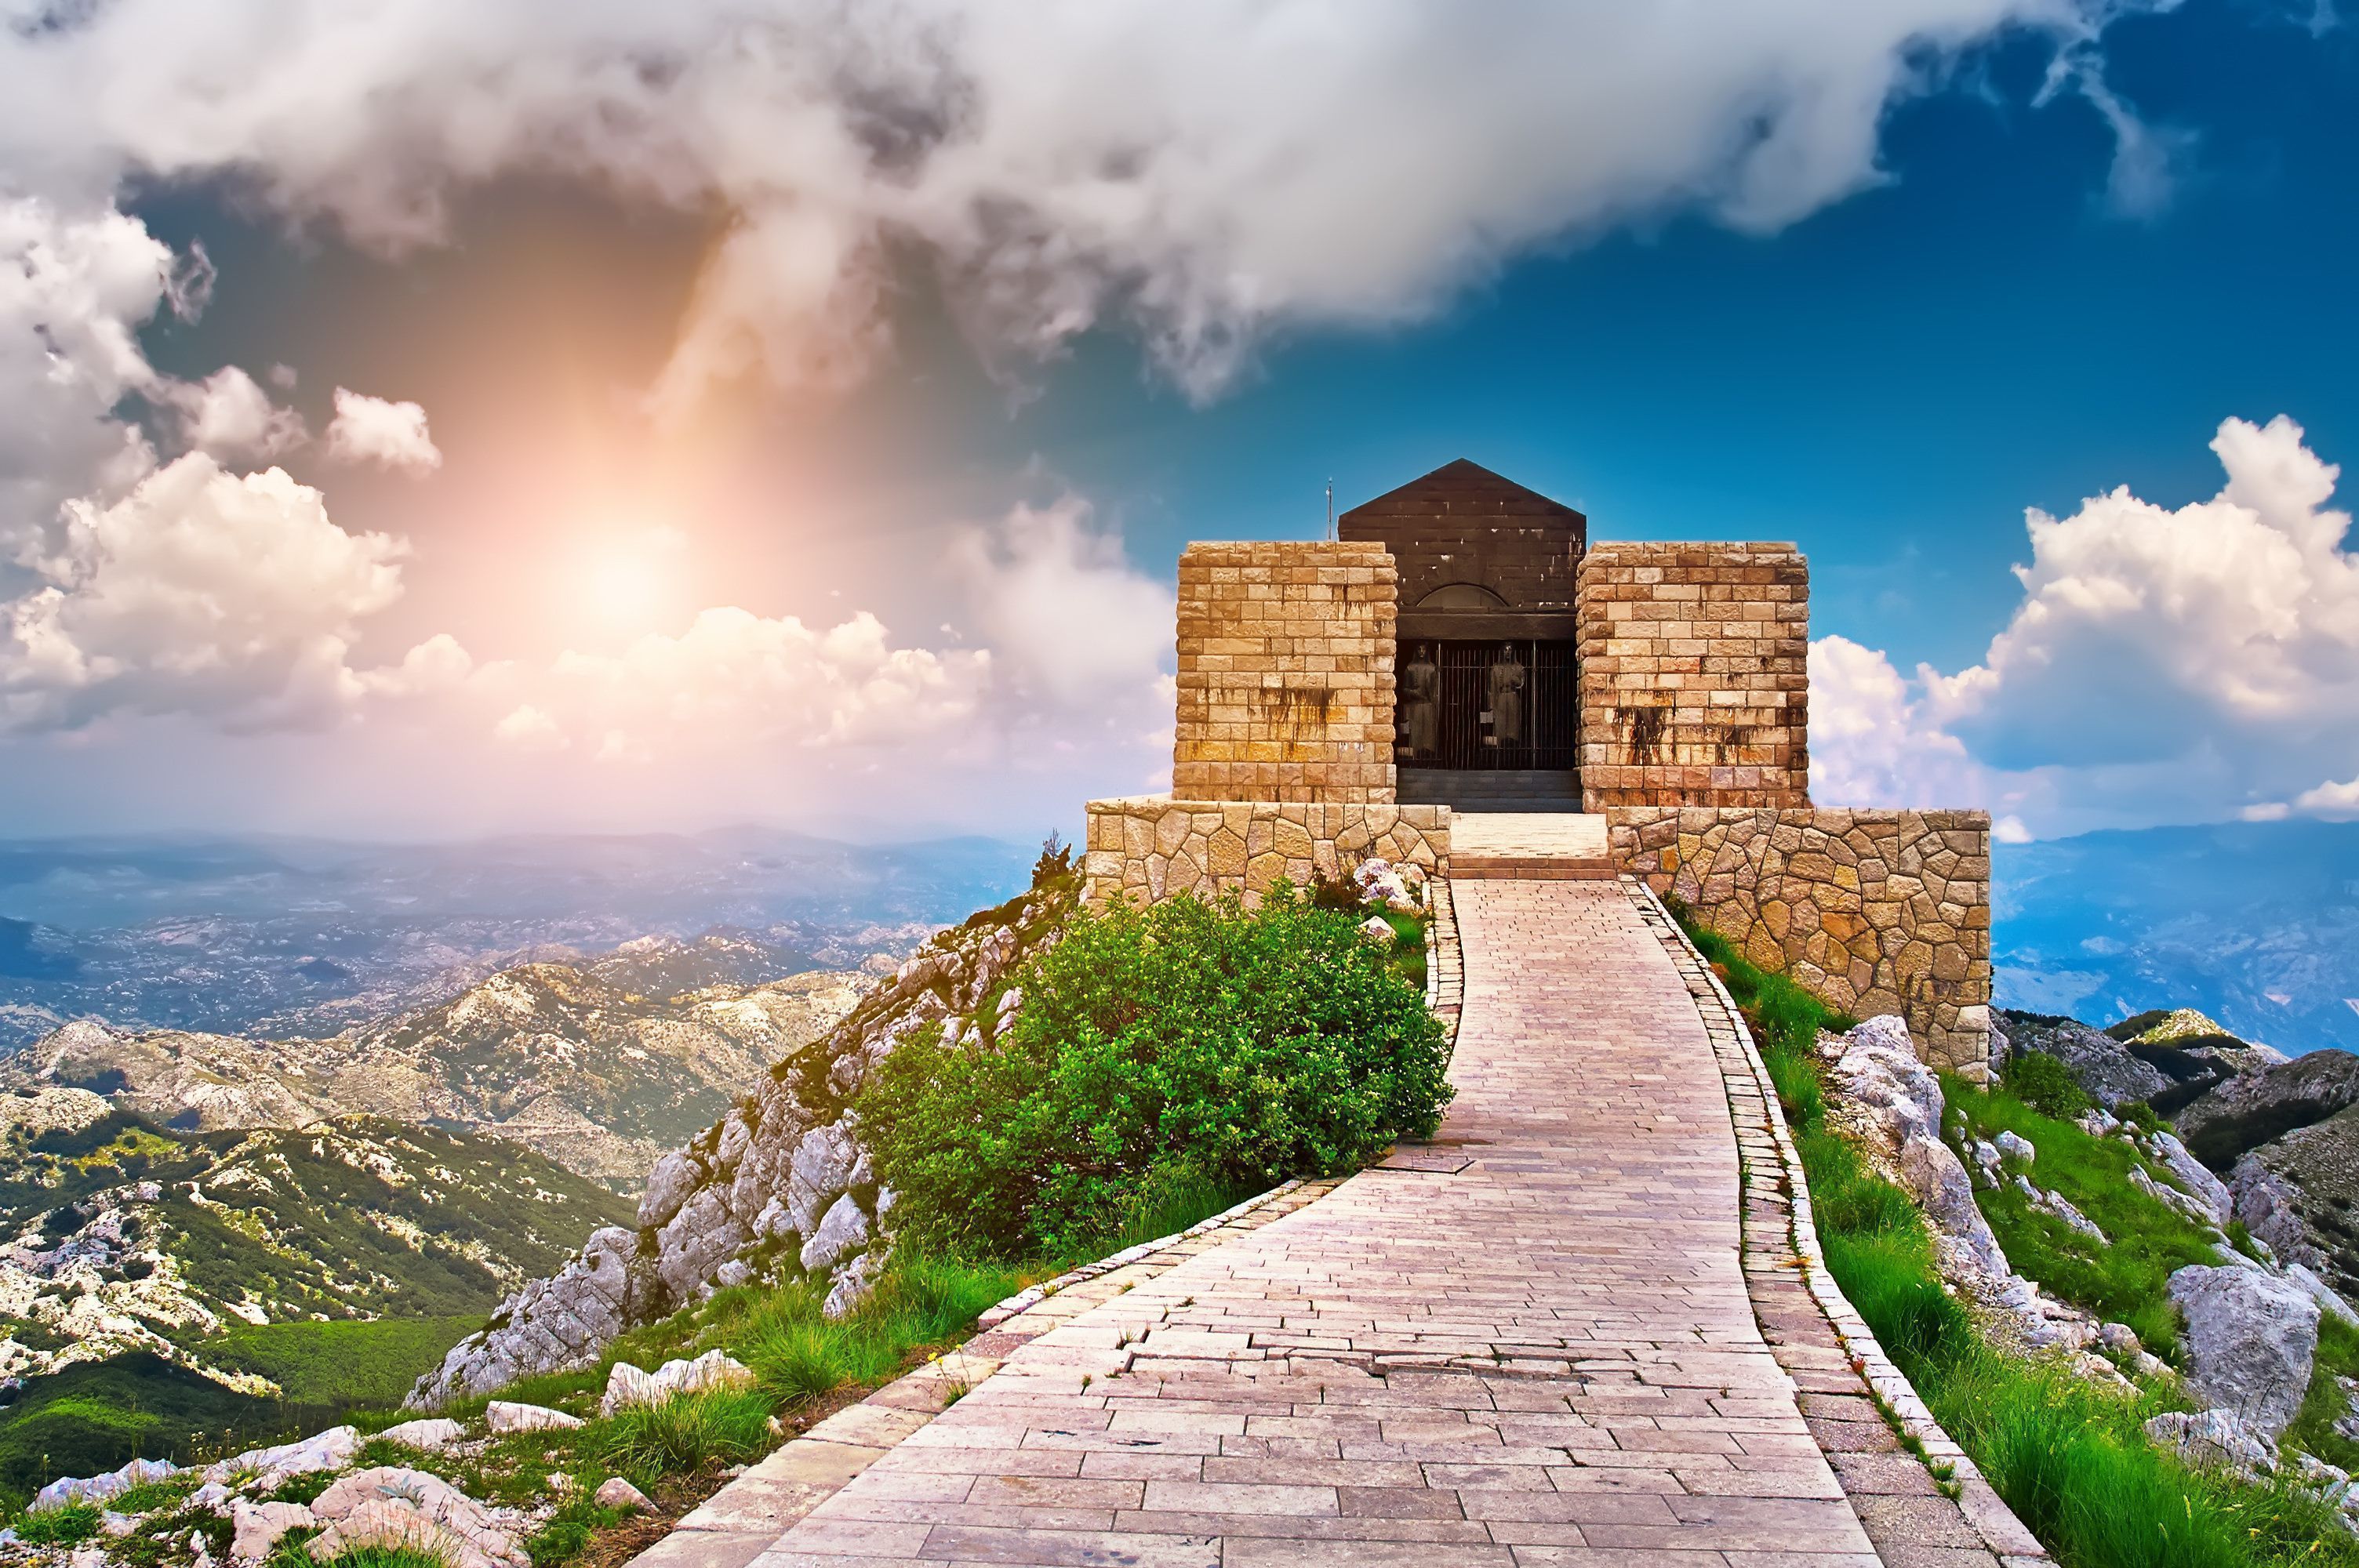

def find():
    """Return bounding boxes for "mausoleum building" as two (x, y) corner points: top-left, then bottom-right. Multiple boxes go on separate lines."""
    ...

(1084, 459), (1994, 1079)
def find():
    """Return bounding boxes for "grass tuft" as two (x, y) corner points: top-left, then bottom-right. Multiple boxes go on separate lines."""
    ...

(14, 1501), (103, 1544)
(582, 1389), (773, 1490)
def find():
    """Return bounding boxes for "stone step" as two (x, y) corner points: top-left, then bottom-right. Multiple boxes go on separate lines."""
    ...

(1448, 855), (1617, 880)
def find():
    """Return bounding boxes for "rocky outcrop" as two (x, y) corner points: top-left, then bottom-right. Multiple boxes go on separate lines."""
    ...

(2144, 1408), (2278, 1475)
(307, 1467), (528, 1568)
(408, 866), (1078, 1410)
(2168, 1263), (2320, 1442)
(2235, 1103), (2359, 1304)
(2178, 1048), (2359, 1169)
(2106, 1008), (2285, 1114)
(2232, 1156), (2326, 1270)
(1993, 1010), (2168, 1109)
(1826, 1018), (2099, 1352)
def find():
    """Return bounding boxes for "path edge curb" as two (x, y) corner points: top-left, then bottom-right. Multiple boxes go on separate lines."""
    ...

(1630, 877), (2052, 1566)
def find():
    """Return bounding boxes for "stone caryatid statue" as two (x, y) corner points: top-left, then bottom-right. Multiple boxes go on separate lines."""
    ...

(1487, 644), (1527, 747)
(1401, 644), (1439, 759)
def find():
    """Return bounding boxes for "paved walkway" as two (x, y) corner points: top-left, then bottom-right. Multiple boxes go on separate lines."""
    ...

(754, 880), (1877, 1565)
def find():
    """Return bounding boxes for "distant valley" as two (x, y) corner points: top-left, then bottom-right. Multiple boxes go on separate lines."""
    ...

(0, 826), (1034, 1048)
(1994, 818), (2359, 1056)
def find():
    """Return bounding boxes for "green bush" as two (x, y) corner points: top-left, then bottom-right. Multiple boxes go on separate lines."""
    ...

(857, 883), (1452, 1258)
(2002, 1049), (2094, 1121)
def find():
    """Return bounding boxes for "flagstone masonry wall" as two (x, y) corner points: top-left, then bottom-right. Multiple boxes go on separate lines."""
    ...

(1084, 797), (1449, 906)
(1608, 805), (1994, 1079)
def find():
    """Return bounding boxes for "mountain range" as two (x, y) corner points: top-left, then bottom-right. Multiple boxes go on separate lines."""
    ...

(0, 957), (871, 1189)
(0, 1087), (634, 1387)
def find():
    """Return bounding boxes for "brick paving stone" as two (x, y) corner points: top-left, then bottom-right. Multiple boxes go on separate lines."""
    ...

(754, 880), (1876, 1565)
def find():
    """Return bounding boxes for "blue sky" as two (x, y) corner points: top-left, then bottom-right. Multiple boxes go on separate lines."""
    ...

(1, 1), (2354, 840)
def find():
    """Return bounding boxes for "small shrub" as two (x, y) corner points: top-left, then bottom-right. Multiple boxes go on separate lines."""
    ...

(583, 1388), (773, 1487)
(16, 1501), (103, 1545)
(858, 883), (1452, 1258)
(2002, 1049), (2093, 1120)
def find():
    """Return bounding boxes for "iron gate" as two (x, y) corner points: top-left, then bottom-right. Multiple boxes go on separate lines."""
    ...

(1394, 638), (1578, 771)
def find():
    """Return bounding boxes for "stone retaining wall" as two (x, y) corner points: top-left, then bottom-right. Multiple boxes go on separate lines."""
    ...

(1607, 805), (1993, 1078)
(1084, 795), (1448, 906)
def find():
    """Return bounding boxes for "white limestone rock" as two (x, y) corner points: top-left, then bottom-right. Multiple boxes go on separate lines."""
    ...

(407, 1225), (638, 1410)
(309, 1467), (527, 1568)
(598, 1349), (757, 1416)
(2145, 1409), (2278, 1475)
(230, 1499), (314, 1564)
(594, 1478), (650, 1512)
(1994, 1131), (2036, 1165)
(204, 1425), (358, 1486)
(638, 1150), (705, 1230)
(2168, 1263), (2321, 1440)
(376, 1417), (465, 1453)
(801, 1192), (871, 1272)
(2146, 1129), (2234, 1226)
(485, 1401), (582, 1434)
(824, 1247), (885, 1319)
(32, 1455), (181, 1511)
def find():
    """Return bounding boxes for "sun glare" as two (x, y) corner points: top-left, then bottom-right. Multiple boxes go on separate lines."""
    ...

(577, 525), (687, 630)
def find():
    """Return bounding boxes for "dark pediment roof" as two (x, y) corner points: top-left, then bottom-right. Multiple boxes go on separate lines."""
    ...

(1338, 459), (1586, 528)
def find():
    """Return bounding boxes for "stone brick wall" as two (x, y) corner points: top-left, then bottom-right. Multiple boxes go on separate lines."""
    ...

(1171, 541), (1397, 804)
(1085, 797), (1448, 906)
(1576, 543), (1808, 810)
(1608, 806), (1993, 1079)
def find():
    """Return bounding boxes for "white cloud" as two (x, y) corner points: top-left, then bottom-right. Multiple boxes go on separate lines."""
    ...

(493, 703), (566, 751)
(538, 607), (990, 758)
(1806, 633), (1980, 807)
(162, 366), (307, 461)
(951, 496), (1172, 706)
(496, 495), (1172, 769)
(0, 198), (182, 546)
(0, 453), (447, 732)
(2295, 777), (2359, 820)
(0, 1), (2182, 414)
(1993, 815), (2033, 844)
(325, 389), (443, 474)
(1810, 416), (2359, 834)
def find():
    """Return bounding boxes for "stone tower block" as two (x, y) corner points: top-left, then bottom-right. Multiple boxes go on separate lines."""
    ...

(1576, 542), (1809, 809)
(1170, 540), (1398, 804)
